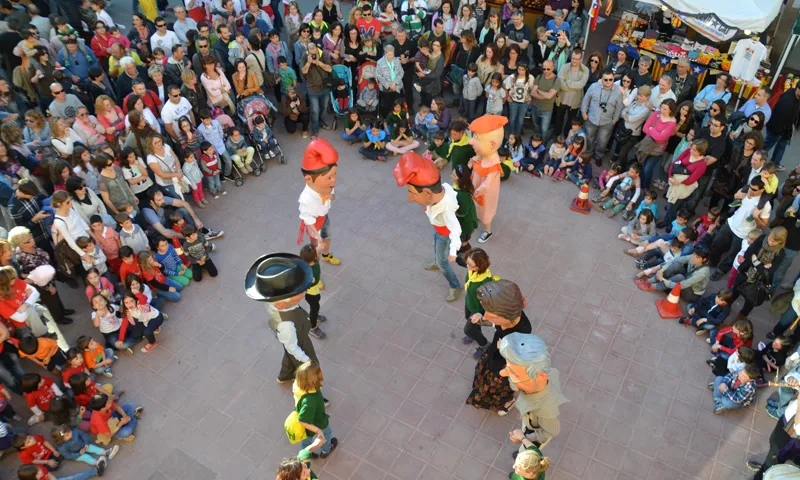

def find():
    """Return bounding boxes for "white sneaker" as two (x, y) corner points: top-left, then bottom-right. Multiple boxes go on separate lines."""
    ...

(477, 231), (492, 243)
(267, 150), (276, 158)
(106, 445), (120, 460)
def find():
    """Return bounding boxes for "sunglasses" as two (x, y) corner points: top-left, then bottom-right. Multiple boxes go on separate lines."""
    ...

(199, 44), (209, 48)
(24, 118), (34, 123)
(156, 23), (166, 27)
(169, 93), (179, 97)
(590, 59), (599, 63)
(542, 68), (552, 71)
(52, 90), (64, 94)
(363, 12), (372, 16)
(602, 78), (614, 82)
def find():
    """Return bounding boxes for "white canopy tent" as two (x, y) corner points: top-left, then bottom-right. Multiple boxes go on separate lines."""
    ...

(634, 0), (782, 35)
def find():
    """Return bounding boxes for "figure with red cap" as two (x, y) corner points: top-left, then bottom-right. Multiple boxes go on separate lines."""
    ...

(394, 152), (463, 302)
(469, 115), (507, 244)
(297, 138), (342, 266)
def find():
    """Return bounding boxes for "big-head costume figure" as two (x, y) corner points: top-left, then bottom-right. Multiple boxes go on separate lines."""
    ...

(468, 115), (506, 244)
(499, 332), (568, 447)
(394, 152), (463, 302)
(298, 138), (341, 266)
(245, 253), (319, 383)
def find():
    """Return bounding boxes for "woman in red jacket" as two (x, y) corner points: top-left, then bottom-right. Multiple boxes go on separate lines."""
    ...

(0, 266), (47, 339)
(637, 98), (677, 190)
(89, 21), (113, 68)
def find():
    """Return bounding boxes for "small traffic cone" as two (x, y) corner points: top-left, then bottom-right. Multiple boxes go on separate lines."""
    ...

(655, 283), (683, 318)
(570, 183), (592, 214)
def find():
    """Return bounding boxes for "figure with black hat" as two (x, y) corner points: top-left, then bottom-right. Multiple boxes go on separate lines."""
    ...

(298, 138), (342, 266)
(245, 253), (322, 384)
(394, 152), (463, 302)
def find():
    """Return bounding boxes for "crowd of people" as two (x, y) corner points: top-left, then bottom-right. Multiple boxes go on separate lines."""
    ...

(0, 0), (796, 477)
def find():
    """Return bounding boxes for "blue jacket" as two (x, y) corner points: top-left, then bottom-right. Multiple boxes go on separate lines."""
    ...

(56, 429), (92, 460)
(690, 293), (730, 326)
(154, 244), (184, 276)
(58, 48), (99, 81)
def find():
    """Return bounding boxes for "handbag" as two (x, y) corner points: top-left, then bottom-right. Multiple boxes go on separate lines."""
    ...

(249, 52), (277, 88)
(634, 135), (665, 163)
(447, 64), (465, 86)
(738, 271), (772, 307)
(614, 124), (633, 145)
(284, 410), (308, 444)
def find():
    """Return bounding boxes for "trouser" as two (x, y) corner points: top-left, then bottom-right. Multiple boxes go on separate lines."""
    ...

(270, 0), (283, 30)
(341, 131), (365, 142)
(772, 248), (799, 290)
(729, 288), (757, 317)
(90, 348), (116, 376)
(232, 147), (255, 169)
(204, 174), (222, 194)
(711, 375), (744, 412)
(531, 105), (553, 141)
(111, 403), (138, 439)
(402, 70), (415, 115)
(386, 140), (420, 154)
(142, 313), (164, 345)
(0, 351), (24, 394)
(284, 113), (310, 134)
(764, 128), (790, 167)
(463, 305), (488, 346)
(641, 155), (661, 190)
(463, 98), (479, 122)
(772, 305), (800, 339)
(753, 418), (793, 480)
(37, 285), (69, 324)
(584, 120), (614, 163)
(306, 293), (320, 328)
(190, 181), (205, 204)
(554, 105), (580, 137)
(307, 89), (330, 134)
(191, 258), (218, 281)
(687, 175), (713, 211)
(219, 151), (233, 176)
(709, 223), (742, 271)
(433, 232), (460, 289)
(508, 102), (527, 136)
(663, 198), (688, 228)
(615, 135), (641, 169)
(156, 277), (184, 302)
(359, 146), (388, 160)
(76, 444), (106, 466)
(299, 424), (333, 454)
(650, 263), (702, 302)
(167, 268), (192, 286)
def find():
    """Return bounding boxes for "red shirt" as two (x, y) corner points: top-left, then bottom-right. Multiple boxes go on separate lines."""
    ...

(0, 279), (32, 329)
(90, 32), (113, 59)
(715, 326), (753, 355)
(62, 366), (87, 387)
(17, 435), (53, 464)
(122, 90), (162, 115)
(24, 377), (56, 412)
(90, 406), (114, 436)
(74, 381), (99, 408)
(119, 256), (142, 287)
(356, 18), (381, 38)
(142, 266), (166, 284)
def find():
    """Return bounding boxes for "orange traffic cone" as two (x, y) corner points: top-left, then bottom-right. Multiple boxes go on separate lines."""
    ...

(655, 283), (683, 318)
(570, 183), (591, 214)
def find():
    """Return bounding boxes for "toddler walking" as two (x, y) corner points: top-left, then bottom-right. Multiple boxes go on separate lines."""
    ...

(299, 244), (327, 340)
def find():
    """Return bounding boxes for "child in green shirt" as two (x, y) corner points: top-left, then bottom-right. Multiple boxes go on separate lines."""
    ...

(425, 131), (450, 170)
(510, 429), (550, 480)
(278, 56), (298, 95)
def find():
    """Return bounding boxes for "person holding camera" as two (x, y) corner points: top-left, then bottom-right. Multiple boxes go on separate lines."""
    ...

(280, 87), (311, 138)
(580, 68), (623, 167)
(301, 44), (334, 138)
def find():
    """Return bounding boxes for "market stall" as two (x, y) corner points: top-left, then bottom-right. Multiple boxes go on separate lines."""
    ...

(602, 0), (782, 103)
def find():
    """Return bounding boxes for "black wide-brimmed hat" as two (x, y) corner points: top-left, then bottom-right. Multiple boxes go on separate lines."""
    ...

(244, 253), (313, 302)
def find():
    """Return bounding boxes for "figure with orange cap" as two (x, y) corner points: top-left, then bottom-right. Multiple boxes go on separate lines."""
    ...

(469, 115), (507, 243)
(297, 138), (342, 266)
(394, 152), (463, 302)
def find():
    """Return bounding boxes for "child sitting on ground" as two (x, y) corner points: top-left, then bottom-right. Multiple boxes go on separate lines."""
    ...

(710, 363), (758, 414)
(139, 251), (182, 303)
(619, 209), (655, 246)
(425, 131), (449, 170)
(299, 244), (327, 339)
(12, 432), (64, 469)
(85, 268), (117, 305)
(552, 136), (584, 181)
(594, 163), (642, 218)
(89, 393), (142, 445)
(21, 373), (63, 426)
(666, 208), (692, 235)
(341, 110), (366, 144)
(593, 163), (620, 190)
(519, 134), (545, 176)
(90, 294), (138, 354)
(200, 141), (226, 198)
(754, 336), (792, 387)
(359, 120), (388, 161)
(633, 189), (658, 221)
(334, 78), (350, 111)
(384, 100), (409, 137)
(412, 104), (438, 141)
(182, 224), (218, 281)
(635, 238), (685, 272)
(566, 152), (593, 186)
(76, 335), (116, 378)
(116, 213), (148, 254)
(692, 206), (720, 244)
(18, 335), (67, 373)
(709, 318), (754, 361)
(629, 224), (696, 261)
(728, 229), (761, 289)
(386, 120), (419, 156)
(89, 215), (121, 276)
(711, 345), (756, 377)
(357, 78), (379, 113)
(498, 148), (515, 181)
(678, 288), (733, 337)
(504, 134), (524, 174)
(154, 236), (192, 287)
(61, 348), (91, 389)
(539, 135), (566, 177)
(50, 424), (114, 473)
(252, 115), (279, 160)
(121, 291), (164, 354)
(118, 247), (142, 289)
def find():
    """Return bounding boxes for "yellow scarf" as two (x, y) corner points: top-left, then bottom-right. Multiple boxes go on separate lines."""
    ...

(465, 269), (498, 291)
(292, 384), (318, 405)
(447, 133), (471, 158)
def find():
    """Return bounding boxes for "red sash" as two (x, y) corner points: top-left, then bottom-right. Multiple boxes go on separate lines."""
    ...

(296, 215), (327, 245)
(433, 225), (451, 236)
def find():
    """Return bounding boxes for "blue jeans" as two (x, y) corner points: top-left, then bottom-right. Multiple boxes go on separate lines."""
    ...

(772, 248), (798, 290)
(712, 375), (744, 412)
(57, 469), (98, 480)
(508, 102), (527, 136)
(532, 106), (553, 140)
(0, 351), (24, 394)
(307, 90), (330, 134)
(204, 174), (222, 194)
(413, 124), (438, 141)
(640, 155), (661, 189)
(764, 129), (790, 167)
(300, 425), (333, 455)
(219, 151), (233, 176)
(772, 304), (799, 338)
(341, 130), (364, 142)
(143, 313), (164, 344)
(434, 232), (460, 289)
(150, 296), (166, 310)
(112, 403), (138, 439)
(566, 170), (587, 185)
(156, 277), (184, 302)
(76, 444), (105, 466)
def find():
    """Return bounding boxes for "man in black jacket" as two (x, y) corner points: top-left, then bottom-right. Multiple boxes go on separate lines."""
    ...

(391, 27), (417, 116)
(667, 59), (698, 104)
(214, 23), (234, 76)
(764, 84), (800, 171)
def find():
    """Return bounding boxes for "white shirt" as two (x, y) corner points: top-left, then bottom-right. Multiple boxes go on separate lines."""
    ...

(785, 399), (798, 423)
(150, 31), (181, 57)
(147, 144), (180, 187)
(425, 183), (462, 257)
(649, 87), (677, 110)
(746, 165), (763, 185)
(93, 307), (122, 334)
(96, 9), (116, 28)
(732, 237), (750, 270)
(298, 184), (332, 226)
(125, 108), (160, 131)
(160, 97), (193, 126)
(172, 18), (198, 44)
(52, 209), (91, 255)
(727, 194), (771, 239)
(730, 39), (767, 83)
(51, 128), (82, 156)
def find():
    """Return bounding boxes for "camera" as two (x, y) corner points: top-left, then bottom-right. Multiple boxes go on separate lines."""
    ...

(310, 53), (317, 60)
(599, 102), (608, 113)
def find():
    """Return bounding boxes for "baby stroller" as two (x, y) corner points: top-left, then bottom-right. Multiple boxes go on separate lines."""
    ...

(355, 61), (378, 121)
(237, 94), (284, 169)
(329, 64), (353, 130)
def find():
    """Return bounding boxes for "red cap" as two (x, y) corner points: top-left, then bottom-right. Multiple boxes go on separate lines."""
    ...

(469, 115), (508, 134)
(394, 152), (440, 187)
(301, 138), (338, 172)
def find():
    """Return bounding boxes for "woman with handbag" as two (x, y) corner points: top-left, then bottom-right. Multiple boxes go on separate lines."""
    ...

(611, 85), (650, 168)
(448, 31), (480, 111)
(662, 139), (708, 228)
(653, 100), (695, 190)
(709, 131), (763, 211)
(732, 228), (787, 319)
(636, 98), (677, 190)
(51, 191), (94, 283)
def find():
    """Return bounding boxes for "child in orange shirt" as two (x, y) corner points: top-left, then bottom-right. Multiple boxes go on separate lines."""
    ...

(18, 335), (67, 373)
(77, 336), (116, 378)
